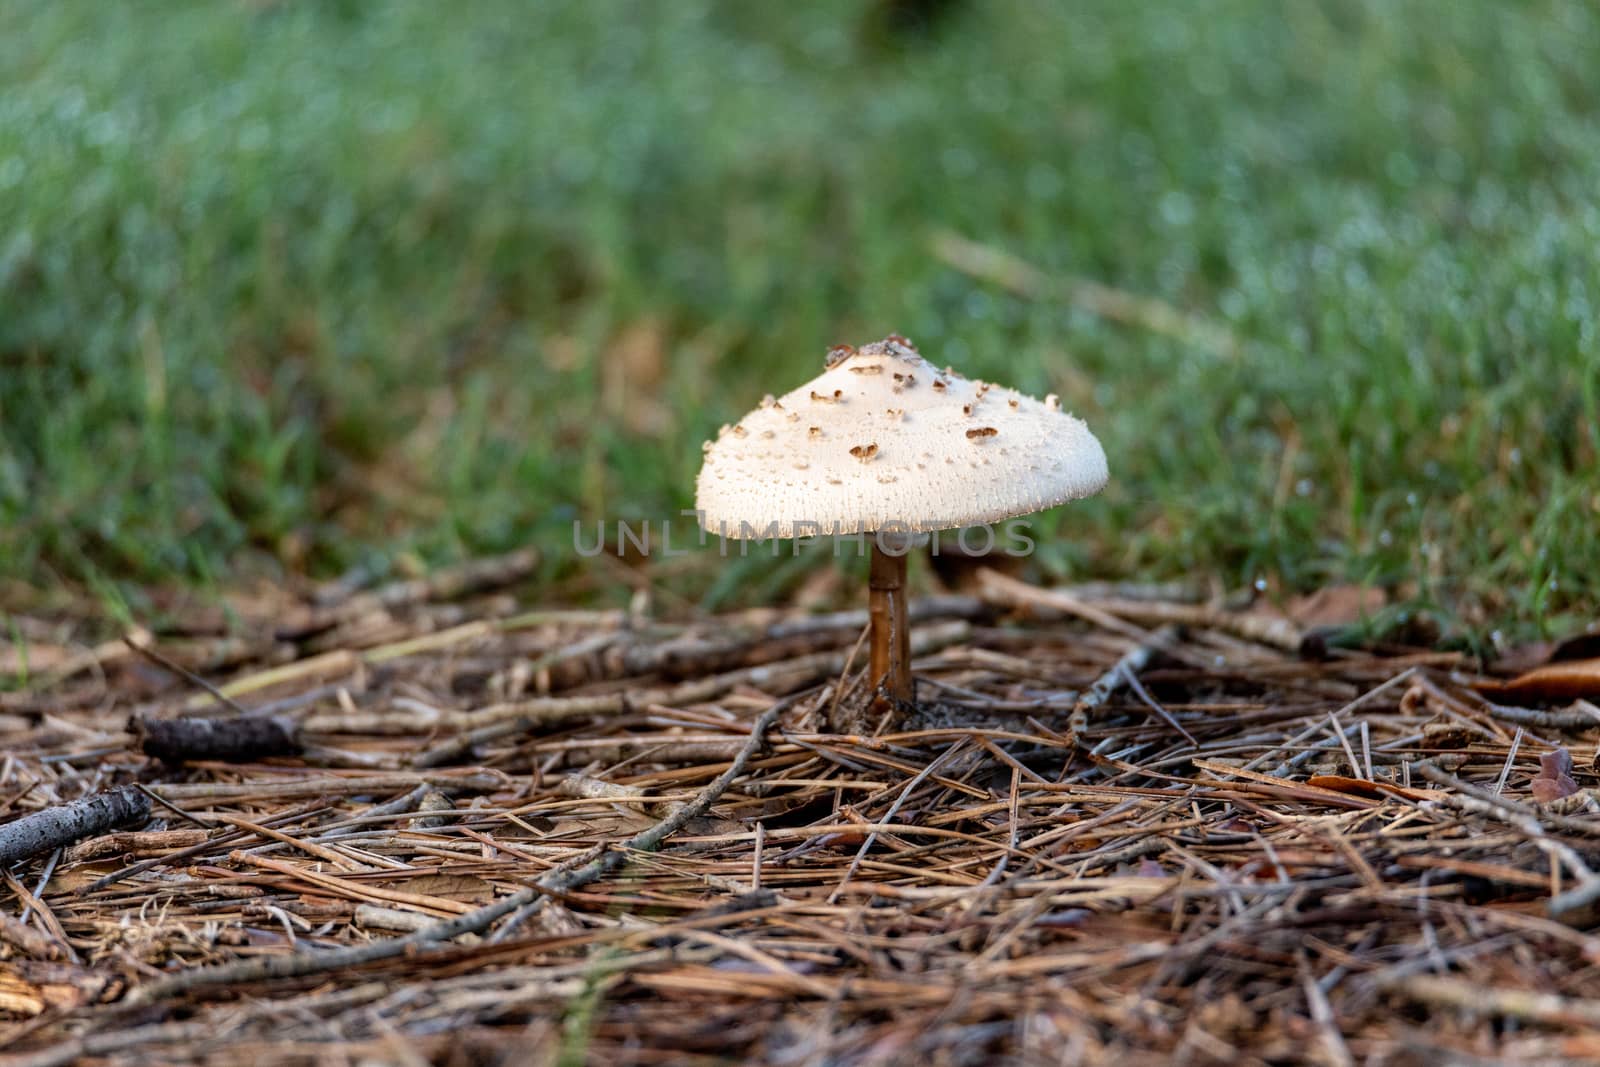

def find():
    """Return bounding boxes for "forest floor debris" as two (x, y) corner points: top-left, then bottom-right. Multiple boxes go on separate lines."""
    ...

(3, 552), (1600, 1064)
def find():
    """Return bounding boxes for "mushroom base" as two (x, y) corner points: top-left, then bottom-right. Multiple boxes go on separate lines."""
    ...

(868, 538), (913, 703)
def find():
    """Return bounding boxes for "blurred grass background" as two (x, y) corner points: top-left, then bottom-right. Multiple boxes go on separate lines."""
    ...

(2, 0), (1597, 638)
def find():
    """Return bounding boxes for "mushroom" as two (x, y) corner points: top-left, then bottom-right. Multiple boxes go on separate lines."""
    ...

(695, 335), (1106, 706)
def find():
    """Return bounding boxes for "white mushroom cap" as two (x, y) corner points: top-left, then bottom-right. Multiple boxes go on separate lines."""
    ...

(695, 336), (1108, 538)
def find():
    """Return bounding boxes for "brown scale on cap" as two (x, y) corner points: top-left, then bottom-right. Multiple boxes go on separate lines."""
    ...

(849, 364), (883, 375)
(885, 333), (917, 351)
(808, 426), (823, 439)
(731, 425), (747, 438)
(824, 344), (857, 368)
(849, 443), (879, 461)
(932, 379), (947, 391)
(1008, 397), (1019, 408)
(961, 403), (973, 416)
(810, 389), (844, 403)
(966, 426), (999, 440)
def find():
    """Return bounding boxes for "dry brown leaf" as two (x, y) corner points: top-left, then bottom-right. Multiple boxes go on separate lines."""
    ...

(1304, 775), (1412, 801)
(1532, 777), (1579, 804)
(1284, 585), (1387, 628)
(1474, 658), (1600, 702)
(1531, 747), (1581, 804)
(1496, 626), (1600, 674)
(1305, 775), (1444, 801)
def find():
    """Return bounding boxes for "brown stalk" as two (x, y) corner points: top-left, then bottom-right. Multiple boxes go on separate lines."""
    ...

(868, 538), (913, 703)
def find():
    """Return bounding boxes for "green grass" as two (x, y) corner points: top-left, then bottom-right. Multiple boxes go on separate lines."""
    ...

(2, 0), (1597, 638)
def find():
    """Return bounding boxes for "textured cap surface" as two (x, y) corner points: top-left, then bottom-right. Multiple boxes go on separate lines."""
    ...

(695, 337), (1107, 538)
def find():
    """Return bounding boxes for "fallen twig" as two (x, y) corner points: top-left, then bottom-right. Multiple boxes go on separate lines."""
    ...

(130, 713), (301, 763)
(0, 786), (150, 869)
(1070, 625), (1181, 740)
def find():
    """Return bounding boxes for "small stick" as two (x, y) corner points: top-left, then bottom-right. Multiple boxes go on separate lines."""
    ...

(1297, 951), (1355, 1067)
(1486, 700), (1600, 730)
(752, 822), (765, 892)
(150, 771), (503, 802)
(1494, 726), (1524, 795)
(1069, 626), (1179, 740)
(0, 786), (151, 868)
(18, 848), (60, 925)
(177, 650), (359, 712)
(1327, 712), (1363, 780)
(123, 637), (250, 716)
(1122, 665), (1197, 746)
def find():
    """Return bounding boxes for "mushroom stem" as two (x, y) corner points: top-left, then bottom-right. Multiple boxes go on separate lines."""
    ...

(868, 536), (913, 703)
